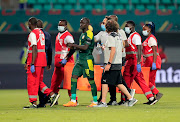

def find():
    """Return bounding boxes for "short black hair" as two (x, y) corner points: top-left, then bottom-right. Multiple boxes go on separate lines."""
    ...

(60, 19), (67, 25)
(82, 17), (90, 24)
(126, 20), (135, 27)
(28, 17), (37, 26)
(37, 19), (43, 28)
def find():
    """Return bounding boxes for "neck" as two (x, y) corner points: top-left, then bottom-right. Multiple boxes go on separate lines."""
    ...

(148, 33), (151, 37)
(82, 28), (88, 33)
(31, 26), (36, 31)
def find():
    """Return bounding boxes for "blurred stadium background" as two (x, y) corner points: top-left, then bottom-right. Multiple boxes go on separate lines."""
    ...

(0, 0), (180, 89)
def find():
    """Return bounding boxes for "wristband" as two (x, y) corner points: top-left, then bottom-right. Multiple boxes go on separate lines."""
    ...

(108, 62), (111, 65)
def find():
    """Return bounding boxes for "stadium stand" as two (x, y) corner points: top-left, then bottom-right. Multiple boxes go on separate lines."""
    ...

(24, 0), (179, 11)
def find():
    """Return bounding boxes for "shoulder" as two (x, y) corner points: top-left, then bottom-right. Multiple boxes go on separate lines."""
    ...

(29, 31), (36, 37)
(118, 29), (125, 34)
(86, 30), (94, 39)
(133, 33), (141, 38)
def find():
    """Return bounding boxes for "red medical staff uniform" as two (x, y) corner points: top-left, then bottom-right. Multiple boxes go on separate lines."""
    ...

(26, 28), (52, 103)
(122, 32), (154, 101)
(142, 34), (161, 95)
(50, 31), (74, 95)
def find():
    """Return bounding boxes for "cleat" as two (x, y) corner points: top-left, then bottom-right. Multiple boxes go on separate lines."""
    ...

(93, 102), (108, 107)
(23, 104), (37, 109)
(63, 101), (77, 107)
(128, 98), (138, 107)
(156, 92), (163, 101)
(130, 89), (136, 98)
(50, 94), (60, 107)
(107, 101), (118, 106)
(143, 101), (151, 104)
(87, 102), (97, 107)
(147, 98), (158, 105)
(37, 104), (46, 108)
(46, 99), (51, 105)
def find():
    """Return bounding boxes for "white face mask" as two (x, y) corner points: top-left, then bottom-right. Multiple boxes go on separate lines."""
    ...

(142, 30), (149, 36)
(58, 26), (65, 32)
(125, 27), (131, 34)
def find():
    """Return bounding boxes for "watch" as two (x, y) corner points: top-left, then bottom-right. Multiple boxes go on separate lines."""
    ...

(108, 62), (111, 65)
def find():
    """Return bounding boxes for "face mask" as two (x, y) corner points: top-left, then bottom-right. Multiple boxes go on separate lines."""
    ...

(58, 26), (65, 32)
(142, 30), (149, 36)
(125, 27), (131, 34)
(101, 24), (106, 31)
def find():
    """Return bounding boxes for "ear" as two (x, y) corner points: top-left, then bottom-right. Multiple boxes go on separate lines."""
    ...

(65, 25), (67, 30)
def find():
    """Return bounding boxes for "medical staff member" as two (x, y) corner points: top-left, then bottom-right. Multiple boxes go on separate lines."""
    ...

(24, 17), (59, 109)
(142, 23), (163, 103)
(123, 21), (157, 105)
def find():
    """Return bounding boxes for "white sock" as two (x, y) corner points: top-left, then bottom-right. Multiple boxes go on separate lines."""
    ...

(149, 97), (154, 101)
(71, 99), (76, 103)
(93, 101), (98, 104)
(51, 94), (55, 98)
(102, 102), (106, 104)
(129, 98), (133, 101)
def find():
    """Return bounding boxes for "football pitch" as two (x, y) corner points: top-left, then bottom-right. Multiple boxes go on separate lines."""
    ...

(0, 88), (180, 122)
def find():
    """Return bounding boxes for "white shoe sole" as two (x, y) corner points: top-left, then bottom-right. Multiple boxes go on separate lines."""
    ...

(50, 94), (60, 107)
(150, 99), (158, 105)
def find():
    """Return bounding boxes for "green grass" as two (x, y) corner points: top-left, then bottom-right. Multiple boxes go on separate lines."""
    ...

(0, 88), (180, 122)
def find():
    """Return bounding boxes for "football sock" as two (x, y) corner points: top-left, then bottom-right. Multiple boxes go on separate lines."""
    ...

(71, 78), (77, 100)
(89, 80), (97, 102)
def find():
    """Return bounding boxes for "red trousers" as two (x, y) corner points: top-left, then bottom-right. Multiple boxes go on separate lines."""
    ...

(50, 66), (64, 94)
(27, 66), (52, 103)
(122, 58), (153, 100)
(50, 66), (78, 100)
(149, 70), (159, 95)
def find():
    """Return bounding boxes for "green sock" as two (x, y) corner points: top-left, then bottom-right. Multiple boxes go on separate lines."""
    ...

(89, 80), (97, 102)
(71, 78), (77, 100)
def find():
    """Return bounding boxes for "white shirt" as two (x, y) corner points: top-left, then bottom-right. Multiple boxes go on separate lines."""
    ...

(59, 31), (74, 44)
(118, 29), (127, 57)
(132, 34), (141, 45)
(148, 37), (157, 47)
(28, 31), (37, 46)
(94, 31), (108, 44)
(104, 34), (122, 64)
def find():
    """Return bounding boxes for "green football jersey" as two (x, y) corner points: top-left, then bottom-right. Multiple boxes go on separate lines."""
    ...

(78, 30), (95, 60)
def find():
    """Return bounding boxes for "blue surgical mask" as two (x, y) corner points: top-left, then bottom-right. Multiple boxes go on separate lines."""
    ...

(142, 30), (149, 36)
(125, 27), (131, 34)
(58, 26), (65, 32)
(101, 24), (106, 31)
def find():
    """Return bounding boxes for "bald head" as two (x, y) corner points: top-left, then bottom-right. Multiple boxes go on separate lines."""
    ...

(109, 15), (118, 22)
(37, 19), (43, 28)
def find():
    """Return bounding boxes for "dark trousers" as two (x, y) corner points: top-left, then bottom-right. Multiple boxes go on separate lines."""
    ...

(38, 89), (50, 106)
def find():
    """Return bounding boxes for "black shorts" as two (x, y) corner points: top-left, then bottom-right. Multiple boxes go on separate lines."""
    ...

(101, 70), (123, 86)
